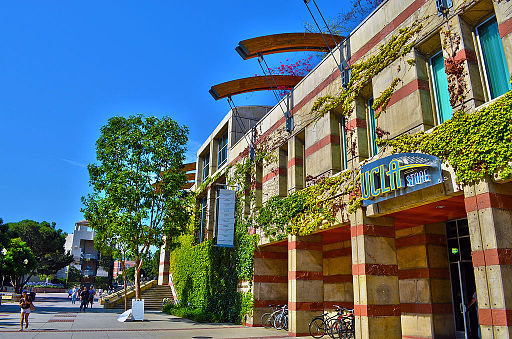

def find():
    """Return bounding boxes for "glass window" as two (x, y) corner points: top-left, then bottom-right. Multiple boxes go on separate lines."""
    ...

(368, 98), (378, 156)
(202, 153), (209, 182)
(199, 197), (207, 243)
(341, 116), (348, 169)
(218, 133), (228, 167)
(477, 16), (511, 99)
(430, 51), (453, 123)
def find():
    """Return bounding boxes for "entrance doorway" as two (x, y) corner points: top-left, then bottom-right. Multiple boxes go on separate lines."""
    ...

(446, 219), (480, 339)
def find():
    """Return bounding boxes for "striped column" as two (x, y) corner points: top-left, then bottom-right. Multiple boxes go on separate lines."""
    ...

(396, 223), (454, 338)
(158, 240), (170, 285)
(251, 243), (288, 326)
(323, 230), (353, 310)
(288, 136), (305, 193)
(288, 234), (324, 337)
(464, 180), (512, 338)
(350, 210), (401, 339)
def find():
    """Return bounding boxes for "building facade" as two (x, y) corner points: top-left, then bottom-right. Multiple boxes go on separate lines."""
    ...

(161, 0), (512, 337)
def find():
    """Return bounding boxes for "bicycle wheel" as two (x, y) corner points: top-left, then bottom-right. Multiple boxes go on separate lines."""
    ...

(282, 313), (288, 331)
(261, 312), (273, 328)
(309, 316), (326, 338)
(330, 319), (343, 339)
(274, 313), (283, 329)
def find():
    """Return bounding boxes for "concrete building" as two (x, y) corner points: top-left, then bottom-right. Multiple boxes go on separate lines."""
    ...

(62, 220), (107, 284)
(160, 0), (512, 337)
(113, 260), (136, 280)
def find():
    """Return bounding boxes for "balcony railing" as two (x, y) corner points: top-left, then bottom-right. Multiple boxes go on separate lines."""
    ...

(82, 270), (96, 277)
(80, 253), (98, 260)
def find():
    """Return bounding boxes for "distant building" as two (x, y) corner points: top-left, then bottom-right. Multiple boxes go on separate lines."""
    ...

(113, 260), (136, 279)
(58, 220), (108, 284)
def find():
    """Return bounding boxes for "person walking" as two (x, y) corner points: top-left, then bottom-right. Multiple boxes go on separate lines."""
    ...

(71, 285), (78, 304)
(19, 290), (34, 331)
(88, 285), (96, 308)
(79, 286), (89, 312)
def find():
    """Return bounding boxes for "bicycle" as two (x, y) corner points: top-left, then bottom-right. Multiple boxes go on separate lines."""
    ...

(308, 305), (346, 338)
(261, 305), (283, 328)
(273, 304), (288, 330)
(330, 306), (355, 339)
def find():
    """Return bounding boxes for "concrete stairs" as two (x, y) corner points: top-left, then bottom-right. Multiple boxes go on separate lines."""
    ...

(111, 285), (174, 310)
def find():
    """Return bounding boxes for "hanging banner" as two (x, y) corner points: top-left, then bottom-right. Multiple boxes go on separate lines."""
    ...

(216, 189), (236, 247)
(361, 153), (443, 206)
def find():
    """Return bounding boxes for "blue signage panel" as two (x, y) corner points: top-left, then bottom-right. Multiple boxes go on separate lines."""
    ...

(361, 153), (443, 206)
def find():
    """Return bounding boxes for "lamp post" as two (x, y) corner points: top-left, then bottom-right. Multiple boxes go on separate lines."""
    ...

(0, 248), (6, 306)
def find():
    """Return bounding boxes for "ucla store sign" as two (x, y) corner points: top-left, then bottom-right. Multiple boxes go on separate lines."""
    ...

(361, 153), (443, 206)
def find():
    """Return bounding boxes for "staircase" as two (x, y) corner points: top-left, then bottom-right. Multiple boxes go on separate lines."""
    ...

(111, 285), (174, 310)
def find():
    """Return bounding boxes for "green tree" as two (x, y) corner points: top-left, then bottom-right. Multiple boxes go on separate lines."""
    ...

(82, 115), (190, 299)
(2, 238), (38, 293)
(6, 220), (74, 288)
(66, 265), (81, 283)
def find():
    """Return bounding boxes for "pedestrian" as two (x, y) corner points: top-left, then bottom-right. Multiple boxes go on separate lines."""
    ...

(71, 285), (78, 304)
(79, 286), (89, 312)
(19, 290), (34, 331)
(89, 285), (96, 308)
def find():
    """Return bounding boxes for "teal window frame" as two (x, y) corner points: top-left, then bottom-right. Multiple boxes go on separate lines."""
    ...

(430, 51), (453, 124)
(476, 16), (511, 100)
(217, 133), (228, 167)
(368, 98), (378, 157)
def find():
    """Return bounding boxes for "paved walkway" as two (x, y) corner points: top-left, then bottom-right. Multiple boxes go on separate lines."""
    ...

(0, 293), (295, 338)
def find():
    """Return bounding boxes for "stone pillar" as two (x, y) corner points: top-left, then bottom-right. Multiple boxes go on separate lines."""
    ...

(158, 240), (170, 285)
(494, 0), (512, 73)
(210, 139), (219, 175)
(350, 210), (401, 339)
(464, 179), (512, 338)
(323, 229), (353, 310)
(288, 234), (324, 337)
(351, 98), (370, 163)
(396, 223), (454, 338)
(278, 147), (288, 197)
(288, 136), (305, 193)
(252, 243), (288, 326)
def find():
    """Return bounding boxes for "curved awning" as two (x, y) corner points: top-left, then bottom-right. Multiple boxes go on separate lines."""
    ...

(209, 75), (303, 100)
(236, 33), (344, 60)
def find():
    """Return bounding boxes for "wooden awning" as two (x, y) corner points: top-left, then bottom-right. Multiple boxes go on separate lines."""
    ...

(209, 75), (303, 100)
(236, 33), (344, 60)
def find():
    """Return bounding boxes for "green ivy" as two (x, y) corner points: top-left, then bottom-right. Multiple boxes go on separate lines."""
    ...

(378, 90), (512, 184)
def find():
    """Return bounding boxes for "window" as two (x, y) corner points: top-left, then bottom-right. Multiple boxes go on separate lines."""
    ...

(340, 116), (348, 169)
(476, 16), (511, 100)
(202, 153), (209, 182)
(218, 133), (228, 167)
(430, 51), (452, 123)
(368, 98), (378, 156)
(199, 197), (207, 243)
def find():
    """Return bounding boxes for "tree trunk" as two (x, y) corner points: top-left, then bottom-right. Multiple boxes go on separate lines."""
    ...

(122, 260), (127, 311)
(134, 257), (142, 300)
(108, 258), (114, 288)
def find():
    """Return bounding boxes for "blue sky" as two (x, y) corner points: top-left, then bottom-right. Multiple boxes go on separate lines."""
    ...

(0, 1), (347, 235)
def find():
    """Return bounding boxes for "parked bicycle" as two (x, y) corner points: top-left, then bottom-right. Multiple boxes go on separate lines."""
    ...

(329, 306), (355, 339)
(308, 305), (354, 338)
(261, 304), (288, 330)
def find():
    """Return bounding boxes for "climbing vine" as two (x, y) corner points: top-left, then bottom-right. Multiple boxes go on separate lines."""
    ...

(377, 90), (512, 184)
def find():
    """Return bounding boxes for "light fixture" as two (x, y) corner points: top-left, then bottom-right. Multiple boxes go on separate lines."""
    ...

(435, 205), (446, 209)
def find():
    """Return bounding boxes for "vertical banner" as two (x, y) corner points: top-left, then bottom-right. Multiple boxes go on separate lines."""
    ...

(216, 189), (236, 247)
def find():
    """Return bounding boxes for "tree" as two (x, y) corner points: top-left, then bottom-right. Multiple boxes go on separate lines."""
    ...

(2, 238), (38, 293)
(140, 249), (160, 281)
(6, 220), (74, 289)
(98, 253), (114, 288)
(67, 266), (81, 283)
(82, 115), (190, 300)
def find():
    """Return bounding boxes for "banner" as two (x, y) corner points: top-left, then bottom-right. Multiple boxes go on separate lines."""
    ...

(216, 189), (236, 247)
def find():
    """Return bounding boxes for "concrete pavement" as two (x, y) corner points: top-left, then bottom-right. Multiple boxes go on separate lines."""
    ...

(0, 293), (298, 338)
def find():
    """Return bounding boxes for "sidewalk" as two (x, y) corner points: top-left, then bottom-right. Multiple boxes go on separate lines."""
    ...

(0, 293), (300, 338)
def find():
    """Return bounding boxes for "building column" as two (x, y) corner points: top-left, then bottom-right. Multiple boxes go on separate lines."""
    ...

(288, 234), (324, 337)
(206, 187), (216, 240)
(288, 136), (305, 193)
(350, 209), (401, 339)
(464, 179), (512, 338)
(158, 239), (170, 285)
(251, 243), (288, 326)
(396, 223), (454, 338)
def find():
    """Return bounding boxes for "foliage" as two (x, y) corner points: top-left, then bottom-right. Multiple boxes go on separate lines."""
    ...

(93, 276), (110, 290)
(2, 238), (38, 293)
(378, 90), (512, 184)
(67, 266), (82, 284)
(82, 114), (190, 299)
(140, 249), (160, 281)
(6, 220), (73, 287)
(169, 217), (257, 324)
(25, 281), (65, 289)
